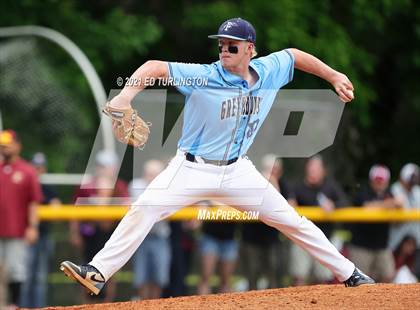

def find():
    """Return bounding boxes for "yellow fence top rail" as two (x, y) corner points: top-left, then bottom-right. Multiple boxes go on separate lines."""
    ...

(38, 205), (420, 222)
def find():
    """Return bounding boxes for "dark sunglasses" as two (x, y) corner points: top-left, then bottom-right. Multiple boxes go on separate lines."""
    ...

(218, 45), (239, 54)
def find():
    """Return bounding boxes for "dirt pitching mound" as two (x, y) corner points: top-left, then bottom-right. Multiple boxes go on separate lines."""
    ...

(43, 283), (419, 310)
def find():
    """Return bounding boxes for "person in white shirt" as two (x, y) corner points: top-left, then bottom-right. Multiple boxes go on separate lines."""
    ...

(389, 163), (420, 279)
(389, 163), (420, 250)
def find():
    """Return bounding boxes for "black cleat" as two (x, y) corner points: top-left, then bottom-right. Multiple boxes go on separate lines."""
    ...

(60, 261), (105, 295)
(343, 268), (375, 287)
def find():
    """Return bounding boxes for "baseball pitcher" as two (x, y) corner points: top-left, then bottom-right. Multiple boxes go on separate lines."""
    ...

(61, 18), (374, 295)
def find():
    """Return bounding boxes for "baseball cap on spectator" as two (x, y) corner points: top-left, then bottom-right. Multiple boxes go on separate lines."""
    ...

(400, 163), (419, 183)
(95, 150), (118, 167)
(32, 152), (47, 167)
(0, 129), (19, 146)
(208, 17), (256, 44)
(369, 165), (390, 182)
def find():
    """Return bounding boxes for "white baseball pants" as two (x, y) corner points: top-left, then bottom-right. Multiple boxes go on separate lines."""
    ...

(90, 151), (354, 282)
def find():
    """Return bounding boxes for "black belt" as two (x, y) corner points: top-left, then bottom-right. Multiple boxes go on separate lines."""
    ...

(185, 152), (238, 166)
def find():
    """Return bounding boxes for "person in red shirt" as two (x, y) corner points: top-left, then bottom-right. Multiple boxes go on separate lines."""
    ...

(0, 130), (42, 307)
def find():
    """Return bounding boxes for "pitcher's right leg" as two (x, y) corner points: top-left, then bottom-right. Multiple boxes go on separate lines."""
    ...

(221, 158), (373, 286)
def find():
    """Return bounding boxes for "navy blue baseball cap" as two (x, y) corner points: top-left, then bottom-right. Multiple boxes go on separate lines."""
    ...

(208, 17), (256, 44)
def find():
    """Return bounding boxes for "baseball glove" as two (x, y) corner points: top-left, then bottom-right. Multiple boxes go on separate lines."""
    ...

(102, 103), (151, 149)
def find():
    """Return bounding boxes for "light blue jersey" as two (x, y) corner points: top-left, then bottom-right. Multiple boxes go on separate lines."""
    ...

(168, 49), (294, 161)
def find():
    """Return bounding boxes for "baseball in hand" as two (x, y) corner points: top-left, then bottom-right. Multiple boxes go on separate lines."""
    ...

(347, 89), (354, 100)
(340, 88), (354, 102)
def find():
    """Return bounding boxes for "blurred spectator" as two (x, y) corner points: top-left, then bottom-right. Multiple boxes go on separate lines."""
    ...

(0, 264), (5, 308)
(198, 208), (238, 294)
(241, 155), (294, 289)
(20, 153), (61, 308)
(130, 160), (171, 300)
(392, 235), (418, 283)
(70, 150), (129, 303)
(389, 163), (420, 279)
(0, 130), (42, 308)
(348, 164), (402, 282)
(290, 155), (348, 285)
(163, 220), (199, 297)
